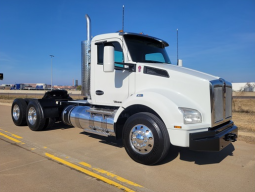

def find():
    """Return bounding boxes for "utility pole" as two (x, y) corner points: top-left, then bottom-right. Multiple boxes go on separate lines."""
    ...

(49, 55), (54, 90)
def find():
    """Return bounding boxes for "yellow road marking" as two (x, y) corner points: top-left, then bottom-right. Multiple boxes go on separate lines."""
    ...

(80, 162), (143, 188)
(1, 130), (23, 139)
(94, 167), (143, 188)
(11, 134), (23, 139)
(0, 132), (21, 143)
(80, 162), (92, 168)
(45, 153), (135, 192)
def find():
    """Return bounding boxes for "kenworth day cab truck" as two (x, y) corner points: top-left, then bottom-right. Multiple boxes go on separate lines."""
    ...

(11, 15), (238, 165)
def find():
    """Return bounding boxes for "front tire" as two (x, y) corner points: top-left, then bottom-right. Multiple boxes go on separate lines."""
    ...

(11, 99), (27, 126)
(26, 100), (46, 131)
(123, 112), (170, 165)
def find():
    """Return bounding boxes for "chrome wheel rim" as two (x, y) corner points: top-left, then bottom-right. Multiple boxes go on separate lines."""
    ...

(13, 104), (20, 121)
(129, 124), (154, 154)
(28, 107), (37, 125)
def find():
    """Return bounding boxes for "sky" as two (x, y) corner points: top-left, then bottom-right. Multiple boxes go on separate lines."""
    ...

(0, 0), (254, 85)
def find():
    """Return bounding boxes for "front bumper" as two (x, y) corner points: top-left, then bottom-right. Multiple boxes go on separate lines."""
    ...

(189, 121), (238, 151)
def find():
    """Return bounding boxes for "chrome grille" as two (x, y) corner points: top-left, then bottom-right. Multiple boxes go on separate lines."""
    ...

(210, 79), (232, 127)
(225, 87), (232, 118)
(214, 87), (223, 122)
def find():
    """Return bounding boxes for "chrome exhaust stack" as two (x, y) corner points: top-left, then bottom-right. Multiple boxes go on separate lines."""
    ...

(81, 14), (91, 99)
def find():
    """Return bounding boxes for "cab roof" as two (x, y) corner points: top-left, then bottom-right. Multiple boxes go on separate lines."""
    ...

(91, 32), (169, 47)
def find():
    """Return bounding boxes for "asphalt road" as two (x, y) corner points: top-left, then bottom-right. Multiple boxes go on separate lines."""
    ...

(0, 104), (255, 192)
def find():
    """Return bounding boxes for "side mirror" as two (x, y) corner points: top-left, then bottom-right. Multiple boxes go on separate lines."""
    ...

(0, 73), (3, 80)
(103, 44), (114, 72)
(177, 59), (183, 67)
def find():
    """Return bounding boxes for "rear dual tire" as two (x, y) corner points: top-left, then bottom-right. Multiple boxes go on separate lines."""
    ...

(26, 100), (55, 131)
(11, 99), (27, 126)
(11, 99), (55, 131)
(26, 100), (46, 131)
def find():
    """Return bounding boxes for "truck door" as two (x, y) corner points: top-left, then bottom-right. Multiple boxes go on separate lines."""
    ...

(93, 39), (130, 106)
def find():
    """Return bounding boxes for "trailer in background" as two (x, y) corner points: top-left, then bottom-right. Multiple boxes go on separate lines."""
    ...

(11, 84), (26, 90)
(36, 83), (50, 90)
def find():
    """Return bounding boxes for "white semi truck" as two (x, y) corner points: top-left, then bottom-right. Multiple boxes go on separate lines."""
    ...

(11, 15), (237, 165)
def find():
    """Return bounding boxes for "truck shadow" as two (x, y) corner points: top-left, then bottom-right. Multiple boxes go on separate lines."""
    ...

(62, 128), (235, 165)
(160, 144), (235, 165)
(80, 132), (123, 148)
(43, 122), (74, 131)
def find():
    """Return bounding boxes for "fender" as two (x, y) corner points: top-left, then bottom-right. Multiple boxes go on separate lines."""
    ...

(37, 99), (59, 118)
(114, 88), (206, 129)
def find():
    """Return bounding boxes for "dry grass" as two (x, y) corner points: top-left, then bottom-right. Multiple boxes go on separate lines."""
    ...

(232, 99), (255, 113)
(231, 99), (255, 143)
(231, 99), (255, 142)
(232, 112), (255, 132)
(0, 94), (42, 100)
(0, 99), (13, 104)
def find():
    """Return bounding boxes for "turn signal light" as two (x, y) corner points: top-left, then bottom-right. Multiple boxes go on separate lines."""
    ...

(174, 126), (182, 129)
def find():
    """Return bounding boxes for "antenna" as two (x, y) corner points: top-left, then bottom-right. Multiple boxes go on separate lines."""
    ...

(177, 28), (178, 65)
(122, 5), (125, 32)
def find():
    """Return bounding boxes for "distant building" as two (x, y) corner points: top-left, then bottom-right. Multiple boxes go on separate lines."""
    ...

(53, 85), (76, 90)
(232, 82), (255, 92)
(1, 84), (13, 90)
(75, 80), (78, 87)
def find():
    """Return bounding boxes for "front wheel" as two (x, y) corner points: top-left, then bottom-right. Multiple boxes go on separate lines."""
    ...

(123, 112), (170, 165)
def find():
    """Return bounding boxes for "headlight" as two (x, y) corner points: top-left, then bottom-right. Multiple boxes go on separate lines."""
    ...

(178, 108), (202, 124)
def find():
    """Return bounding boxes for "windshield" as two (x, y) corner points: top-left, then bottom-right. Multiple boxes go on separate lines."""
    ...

(124, 35), (171, 64)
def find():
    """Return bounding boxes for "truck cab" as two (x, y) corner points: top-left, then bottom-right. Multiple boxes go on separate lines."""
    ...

(11, 15), (238, 165)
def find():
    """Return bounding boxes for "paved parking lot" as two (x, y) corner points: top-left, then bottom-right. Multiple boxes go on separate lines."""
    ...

(1, 104), (255, 192)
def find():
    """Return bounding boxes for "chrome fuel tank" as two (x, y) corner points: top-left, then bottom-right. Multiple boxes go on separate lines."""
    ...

(62, 105), (116, 136)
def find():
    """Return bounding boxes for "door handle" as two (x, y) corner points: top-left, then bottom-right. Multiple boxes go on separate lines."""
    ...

(96, 90), (104, 95)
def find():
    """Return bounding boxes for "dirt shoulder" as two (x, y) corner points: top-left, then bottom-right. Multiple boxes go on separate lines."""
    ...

(0, 99), (13, 104)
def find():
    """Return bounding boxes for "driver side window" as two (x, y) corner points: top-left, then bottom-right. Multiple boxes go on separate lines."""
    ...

(97, 42), (123, 65)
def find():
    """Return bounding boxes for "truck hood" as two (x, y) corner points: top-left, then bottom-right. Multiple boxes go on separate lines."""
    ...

(139, 63), (219, 81)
